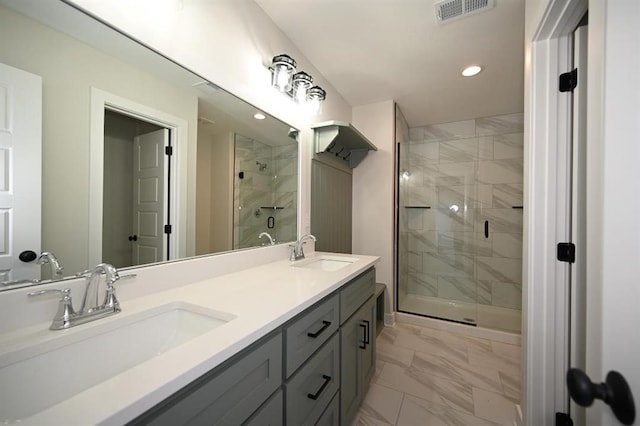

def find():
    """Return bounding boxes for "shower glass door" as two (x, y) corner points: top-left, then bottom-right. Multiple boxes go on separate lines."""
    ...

(397, 138), (480, 325)
(396, 114), (524, 333)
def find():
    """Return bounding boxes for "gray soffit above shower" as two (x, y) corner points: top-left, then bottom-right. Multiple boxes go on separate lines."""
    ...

(311, 121), (378, 168)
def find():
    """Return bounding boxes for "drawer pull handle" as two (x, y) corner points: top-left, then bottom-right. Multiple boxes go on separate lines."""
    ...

(307, 375), (332, 400)
(359, 323), (367, 349)
(363, 320), (371, 345)
(307, 320), (331, 338)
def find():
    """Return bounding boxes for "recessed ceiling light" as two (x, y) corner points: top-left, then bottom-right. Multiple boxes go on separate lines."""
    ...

(462, 65), (483, 77)
(253, 113), (266, 120)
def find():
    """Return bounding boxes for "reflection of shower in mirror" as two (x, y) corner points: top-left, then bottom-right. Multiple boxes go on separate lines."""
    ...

(256, 161), (268, 171)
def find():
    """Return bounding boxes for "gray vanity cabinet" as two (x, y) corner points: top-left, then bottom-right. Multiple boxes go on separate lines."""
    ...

(130, 333), (282, 426)
(130, 267), (377, 426)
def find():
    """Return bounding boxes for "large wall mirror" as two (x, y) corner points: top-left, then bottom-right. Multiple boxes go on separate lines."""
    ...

(0, 0), (299, 290)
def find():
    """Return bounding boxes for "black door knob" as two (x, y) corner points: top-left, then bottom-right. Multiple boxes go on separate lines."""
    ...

(19, 250), (38, 262)
(128, 235), (138, 242)
(567, 368), (636, 425)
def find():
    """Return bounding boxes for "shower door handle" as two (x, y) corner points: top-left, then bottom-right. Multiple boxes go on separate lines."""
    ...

(484, 220), (489, 238)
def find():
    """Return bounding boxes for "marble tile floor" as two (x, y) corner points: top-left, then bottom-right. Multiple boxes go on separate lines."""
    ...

(353, 322), (521, 426)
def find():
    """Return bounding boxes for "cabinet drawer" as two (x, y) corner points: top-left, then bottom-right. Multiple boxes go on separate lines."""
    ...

(340, 268), (375, 324)
(137, 333), (282, 426)
(245, 389), (283, 426)
(285, 294), (339, 377)
(315, 392), (340, 426)
(286, 333), (340, 426)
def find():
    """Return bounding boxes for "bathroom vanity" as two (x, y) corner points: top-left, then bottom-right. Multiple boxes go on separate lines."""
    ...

(0, 252), (379, 425)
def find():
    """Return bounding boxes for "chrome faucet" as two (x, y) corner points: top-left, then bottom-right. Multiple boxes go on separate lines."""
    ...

(37, 251), (64, 279)
(80, 263), (120, 314)
(289, 234), (317, 261)
(28, 263), (134, 330)
(258, 232), (275, 246)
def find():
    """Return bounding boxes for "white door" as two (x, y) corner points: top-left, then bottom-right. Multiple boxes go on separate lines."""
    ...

(132, 129), (168, 266)
(581, 1), (639, 425)
(0, 63), (41, 283)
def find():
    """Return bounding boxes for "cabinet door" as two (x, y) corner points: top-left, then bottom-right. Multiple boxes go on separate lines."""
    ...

(340, 309), (364, 425)
(135, 333), (282, 426)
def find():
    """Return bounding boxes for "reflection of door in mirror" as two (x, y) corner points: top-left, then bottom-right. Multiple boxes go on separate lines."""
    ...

(0, 62), (42, 283)
(103, 110), (170, 269)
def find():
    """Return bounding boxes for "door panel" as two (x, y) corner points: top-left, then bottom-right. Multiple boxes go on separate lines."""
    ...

(132, 129), (168, 265)
(0, 63), (41, 282)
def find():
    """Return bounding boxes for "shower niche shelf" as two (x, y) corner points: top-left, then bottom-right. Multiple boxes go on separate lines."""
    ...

(260, 206), (285, 210)
(403, 206), (431, 209)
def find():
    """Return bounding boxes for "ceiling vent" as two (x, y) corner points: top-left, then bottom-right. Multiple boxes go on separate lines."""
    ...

(435, 0), (495, 23)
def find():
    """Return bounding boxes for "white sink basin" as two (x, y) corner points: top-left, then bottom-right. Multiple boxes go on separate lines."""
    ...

(293, 255), (359, 271)
(0, 302), (235, 422)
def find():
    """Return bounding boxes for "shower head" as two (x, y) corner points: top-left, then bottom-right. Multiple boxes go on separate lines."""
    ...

(256, 161), (267, 171)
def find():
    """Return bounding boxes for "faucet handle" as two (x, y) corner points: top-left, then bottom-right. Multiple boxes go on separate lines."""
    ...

(28, 287), (71, 298)
(28, 288), (76, 330)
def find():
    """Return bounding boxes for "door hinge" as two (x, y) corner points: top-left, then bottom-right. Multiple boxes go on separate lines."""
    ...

(164, 224), (172, 234)
(557, 242), (576, 263)
(559, 68), (578, 92)
(165, 146), (173, 156)
(555, 412), (574, 426)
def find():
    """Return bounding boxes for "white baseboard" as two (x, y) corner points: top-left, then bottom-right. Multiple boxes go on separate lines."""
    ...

(395, 312), (521, 345)
(383, 312), (395, 326)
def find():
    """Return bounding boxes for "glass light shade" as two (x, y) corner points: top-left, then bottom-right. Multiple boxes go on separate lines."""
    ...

(291, 72), (313, 103)
(271, 54), (296, 93)
(306, 86), (326, 115)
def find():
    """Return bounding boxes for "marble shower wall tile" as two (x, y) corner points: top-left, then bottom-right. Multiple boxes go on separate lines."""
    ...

(437, 276), (477, 303)
(493, 133), (524, 160)
(437, 185), (479, 209)
(477, 208), (523, 234)
(408, 231), (437, 253)
(492, 233), (523, 259)
(404, 113), (524, 317)
(437, 232), (493, 257)
(478, 158), (523, 184)
(491, 282), (522, 309)
(476, 113), (524, 136)
(407, 272), (438, 297)
(492, 183), (523, 208)
(439, 138), (478, 163)
(410, 141), (439, 164)
(410, 119), (476, 142)
(422, 251), (475, 278)
(476, 257), (522, 285)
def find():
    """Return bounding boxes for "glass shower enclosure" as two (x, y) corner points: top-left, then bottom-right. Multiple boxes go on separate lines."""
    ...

(396, 114), (524, 333)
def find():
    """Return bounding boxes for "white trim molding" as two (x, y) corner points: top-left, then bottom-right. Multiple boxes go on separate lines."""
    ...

(523, 0), (587, 424)
(88, 87), (189, 266)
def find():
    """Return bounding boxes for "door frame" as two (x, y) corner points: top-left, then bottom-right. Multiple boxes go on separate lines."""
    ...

(524, 0), (587, 423)
(89, 87), (188, 267)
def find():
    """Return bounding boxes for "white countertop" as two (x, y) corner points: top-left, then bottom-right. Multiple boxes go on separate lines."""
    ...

(0, 252), (379, 425)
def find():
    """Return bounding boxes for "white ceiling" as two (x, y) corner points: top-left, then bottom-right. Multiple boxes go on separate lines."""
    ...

(255, 0), (525, 127)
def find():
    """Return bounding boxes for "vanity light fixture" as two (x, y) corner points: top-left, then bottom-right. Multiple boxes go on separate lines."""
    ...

(270, 54), (326, 114)
(461, 65), (483, 77)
